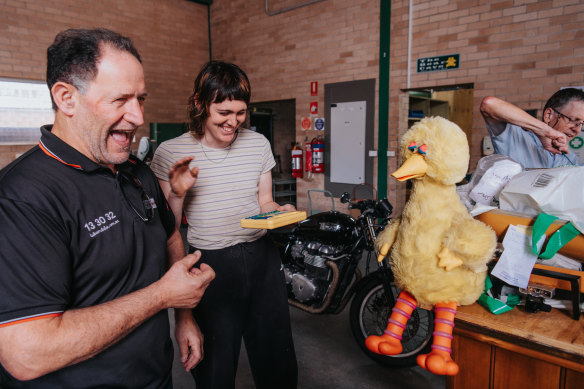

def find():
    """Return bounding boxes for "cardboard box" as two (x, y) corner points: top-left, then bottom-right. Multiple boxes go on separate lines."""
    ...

(476, 209), (584, 262)
(477, 209), (584, 295)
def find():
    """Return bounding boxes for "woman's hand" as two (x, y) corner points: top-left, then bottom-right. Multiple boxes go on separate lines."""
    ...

(277, 203), (296, 212)
(169, 157), (199, 197)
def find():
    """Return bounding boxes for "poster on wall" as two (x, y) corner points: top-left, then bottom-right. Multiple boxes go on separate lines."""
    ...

(310, 101), (318, 115)
(310, 81), (318, 96)
(301, 117), (311, 131)
(314, 118), (325, 131)
(417, 54), (460, 72)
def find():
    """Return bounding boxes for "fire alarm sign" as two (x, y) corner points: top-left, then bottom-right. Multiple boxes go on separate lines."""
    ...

(310, 102), (318, 115)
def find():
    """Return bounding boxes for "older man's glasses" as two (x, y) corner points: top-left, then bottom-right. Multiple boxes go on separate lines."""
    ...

(116, 170), (154, 222)
(551, 108), (584, 130)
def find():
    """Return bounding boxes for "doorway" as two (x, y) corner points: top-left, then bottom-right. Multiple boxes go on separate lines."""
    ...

(248, 99), (297, 205)
(248, 99), (296, 177)
(405, 84), (474, 149)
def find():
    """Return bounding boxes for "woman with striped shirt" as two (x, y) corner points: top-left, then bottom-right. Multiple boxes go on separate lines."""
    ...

(151, 61), (297, 389)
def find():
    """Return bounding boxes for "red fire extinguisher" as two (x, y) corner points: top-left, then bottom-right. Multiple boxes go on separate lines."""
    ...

(291, 143), (303, 178)
(311, 136), (324, 173)
(305, 139), (313, 174)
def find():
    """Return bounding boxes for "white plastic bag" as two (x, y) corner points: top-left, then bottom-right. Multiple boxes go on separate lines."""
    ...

(499, 166), (584, 234)
(457, 155), (522, 214)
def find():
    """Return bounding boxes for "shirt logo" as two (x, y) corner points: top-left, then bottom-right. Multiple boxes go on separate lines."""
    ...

(84, 211), (119, 238)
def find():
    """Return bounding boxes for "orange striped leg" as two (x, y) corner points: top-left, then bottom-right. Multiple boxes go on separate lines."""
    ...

(365, 290), (417, 355)
(416, 302), (459, 376)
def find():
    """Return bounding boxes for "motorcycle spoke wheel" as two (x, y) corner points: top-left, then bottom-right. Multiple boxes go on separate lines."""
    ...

(350, 277), (433, 367)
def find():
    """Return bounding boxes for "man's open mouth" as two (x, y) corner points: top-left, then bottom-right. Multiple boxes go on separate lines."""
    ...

(110, 129), (135, 146)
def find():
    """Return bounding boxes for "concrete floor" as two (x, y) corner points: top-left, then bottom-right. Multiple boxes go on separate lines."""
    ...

(172, 227), (445, 388)
(169, 305), (445, 389)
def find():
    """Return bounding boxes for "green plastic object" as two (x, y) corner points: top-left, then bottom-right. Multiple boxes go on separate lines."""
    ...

(531, 213), (581, 260)
(478, 275), (520, 315)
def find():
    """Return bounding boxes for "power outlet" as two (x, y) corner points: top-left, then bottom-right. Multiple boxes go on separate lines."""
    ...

(482, 136), (494, 155)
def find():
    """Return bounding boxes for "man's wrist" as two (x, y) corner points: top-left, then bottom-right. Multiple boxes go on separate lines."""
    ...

(174, 308), (193, 321)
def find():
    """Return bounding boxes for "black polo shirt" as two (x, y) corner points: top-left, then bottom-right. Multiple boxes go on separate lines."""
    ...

(0, 126), (175, 388)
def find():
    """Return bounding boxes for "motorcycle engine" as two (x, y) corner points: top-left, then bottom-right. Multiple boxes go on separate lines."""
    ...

(283, 239), (348, 303)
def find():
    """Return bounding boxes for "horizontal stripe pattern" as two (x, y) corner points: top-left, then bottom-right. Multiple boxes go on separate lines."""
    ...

(0, 311), (63, 328)
(151, 129), (275, 250)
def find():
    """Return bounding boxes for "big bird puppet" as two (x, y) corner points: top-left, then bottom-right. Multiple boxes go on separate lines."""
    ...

(366, 116), (497, 376)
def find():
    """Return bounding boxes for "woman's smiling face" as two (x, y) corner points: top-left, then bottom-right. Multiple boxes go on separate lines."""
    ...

(201, 99), (247, 148)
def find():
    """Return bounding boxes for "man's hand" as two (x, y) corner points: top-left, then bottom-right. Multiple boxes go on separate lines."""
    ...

(169, 157), (199, 197)
(157, 251), (215, 309)
(0, 251), (214, 381)
(536, 125), (569, 155)
(175, 310), (205, 371)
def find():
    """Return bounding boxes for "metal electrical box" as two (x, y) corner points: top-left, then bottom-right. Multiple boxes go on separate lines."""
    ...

(330, 101), (366, 184)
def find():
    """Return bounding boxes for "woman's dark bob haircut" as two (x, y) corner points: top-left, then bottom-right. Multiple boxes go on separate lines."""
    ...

(187, 61), (251, 137)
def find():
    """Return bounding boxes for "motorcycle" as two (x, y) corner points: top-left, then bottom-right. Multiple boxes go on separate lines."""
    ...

(270, 192), (433, 367)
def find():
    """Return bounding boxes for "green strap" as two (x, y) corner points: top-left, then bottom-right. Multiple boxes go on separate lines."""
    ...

(478, 275), (520, 315)
(531, 213), (581, 259)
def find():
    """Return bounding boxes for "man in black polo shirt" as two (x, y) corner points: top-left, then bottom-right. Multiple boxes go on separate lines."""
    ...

(0, 28), (215, 388)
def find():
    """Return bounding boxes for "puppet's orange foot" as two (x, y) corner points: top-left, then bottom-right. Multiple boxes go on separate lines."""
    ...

(365, 334), (403, 355)
(417, 351), (459, 376)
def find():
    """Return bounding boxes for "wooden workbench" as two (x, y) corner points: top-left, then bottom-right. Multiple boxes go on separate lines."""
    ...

(446, 303), (584, 389)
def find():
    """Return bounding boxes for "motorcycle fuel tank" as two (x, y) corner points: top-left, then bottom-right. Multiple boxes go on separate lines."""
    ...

(293, 211), (357, 244)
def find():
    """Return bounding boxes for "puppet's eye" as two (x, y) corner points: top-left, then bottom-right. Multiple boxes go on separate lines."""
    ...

(408, 142), (427, 155)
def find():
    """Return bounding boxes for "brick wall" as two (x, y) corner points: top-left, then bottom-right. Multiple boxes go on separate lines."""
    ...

(2, 0), (583, 214)
(392, 0), (584, 209)
(210, 0), (382, 211)
(210, 0), (584, 213)
(0, 0), (209, 167)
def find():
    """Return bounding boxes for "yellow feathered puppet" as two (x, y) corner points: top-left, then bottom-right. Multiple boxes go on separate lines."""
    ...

(366, 117), (496, 376)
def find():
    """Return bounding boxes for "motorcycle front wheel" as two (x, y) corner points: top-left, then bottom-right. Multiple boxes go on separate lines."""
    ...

(349, 276), (433, 367)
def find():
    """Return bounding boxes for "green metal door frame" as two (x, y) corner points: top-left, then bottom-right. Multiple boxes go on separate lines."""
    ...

(377, 0), (390, 199)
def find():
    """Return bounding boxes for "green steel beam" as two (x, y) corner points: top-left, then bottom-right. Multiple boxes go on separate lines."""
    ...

(377, 0), (390, 199)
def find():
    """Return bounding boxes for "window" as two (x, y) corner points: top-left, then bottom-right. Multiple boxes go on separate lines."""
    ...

(0, 78), (54, 144)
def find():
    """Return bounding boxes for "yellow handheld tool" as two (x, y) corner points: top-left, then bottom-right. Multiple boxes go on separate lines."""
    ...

(241, 210), (307, 229)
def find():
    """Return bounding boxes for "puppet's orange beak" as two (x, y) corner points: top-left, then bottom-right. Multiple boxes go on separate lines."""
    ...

(391, 153), (427, 181)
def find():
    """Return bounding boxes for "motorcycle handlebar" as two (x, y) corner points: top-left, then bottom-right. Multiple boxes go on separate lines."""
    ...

(345, 194), (393, 219)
